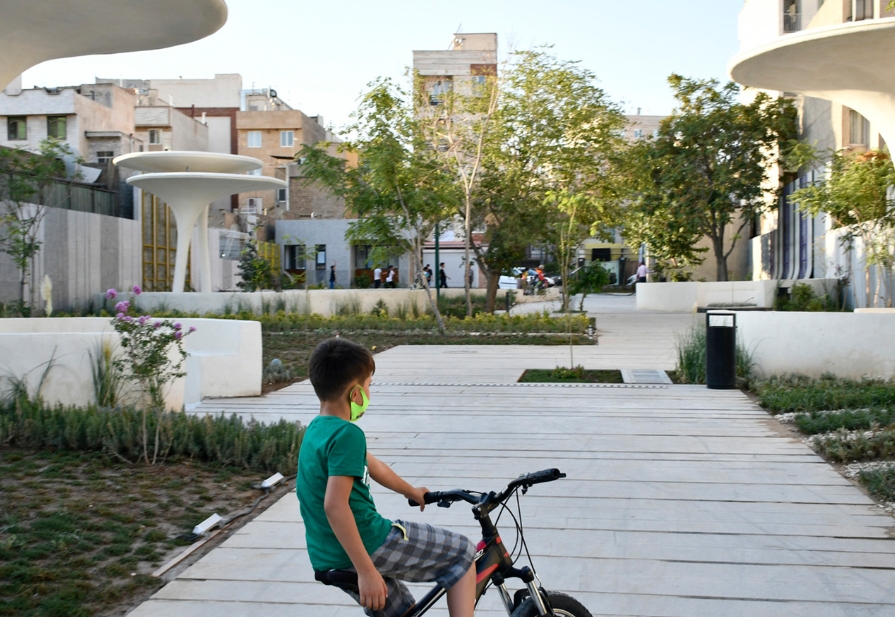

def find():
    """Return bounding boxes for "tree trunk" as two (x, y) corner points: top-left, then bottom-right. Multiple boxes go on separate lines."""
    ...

(485, 270), (500, 313)
(411, 248), (446, 333)
(712, 236), (728, 282)
(464, 195), (472, 317)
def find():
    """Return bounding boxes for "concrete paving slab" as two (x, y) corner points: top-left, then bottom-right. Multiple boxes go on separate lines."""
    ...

(128, 305), (895, 616)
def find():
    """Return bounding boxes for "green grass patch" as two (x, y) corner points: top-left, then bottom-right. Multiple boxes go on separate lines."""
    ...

(0, 399), (303, 474)
(518, 367), (623, 384)
(809, 429), (895, 463)
(672, 322), (754, 387)
(791, 408), (895, 435)
(0, 448), (276, 617)
(858, 467), (895, 503)
(756, 375), (895, 413)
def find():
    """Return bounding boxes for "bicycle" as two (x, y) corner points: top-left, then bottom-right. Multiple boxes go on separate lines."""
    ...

(315, 468), (592, 617)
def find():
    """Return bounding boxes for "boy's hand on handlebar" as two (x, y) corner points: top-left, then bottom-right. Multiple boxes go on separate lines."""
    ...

(358, 569), (388, 612)
(405, 486), (429, 511)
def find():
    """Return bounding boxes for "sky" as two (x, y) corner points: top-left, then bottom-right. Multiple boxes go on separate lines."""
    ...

(21, 0), (745, 133)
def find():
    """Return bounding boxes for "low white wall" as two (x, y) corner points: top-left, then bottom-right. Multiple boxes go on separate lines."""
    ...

(636, 279), (839, 312)
(94, 288), (511, 317)
(735, 312), (895, 380)
(0, 317), (261, 410)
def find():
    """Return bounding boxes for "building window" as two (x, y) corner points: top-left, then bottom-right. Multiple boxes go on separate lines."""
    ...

(284, 244), (305, 270)
(47, 116), (66, 139)
(148, 129), (161, 144)
(849, 109), (870, 146)
(633, 129), (643, 139)
(316, 244), (326, 270)
(280, 131), (294, 147)
(354, 245), (373, 269)
(247, 131), (262, 148)
(276, 188), (287, 203)
(7, 116), (26, 140)
(783, 0), (800, 32)
(96, 151), (114, 164)
(853, 0), (872, 21)
(430, 79), (452, 105)
(246, 197), (262, 211)
(248, 168), (262, 176)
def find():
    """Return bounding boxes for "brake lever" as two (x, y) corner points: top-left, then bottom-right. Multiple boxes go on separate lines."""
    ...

(437, 499), (452, 508)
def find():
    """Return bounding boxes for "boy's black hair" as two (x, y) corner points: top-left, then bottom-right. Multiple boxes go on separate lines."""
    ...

(308, 338), (376, 401)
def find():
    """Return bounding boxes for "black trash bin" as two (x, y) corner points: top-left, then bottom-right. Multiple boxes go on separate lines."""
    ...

(706, 311), (736, 389)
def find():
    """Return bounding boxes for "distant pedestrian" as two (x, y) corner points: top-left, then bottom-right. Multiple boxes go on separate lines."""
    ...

(329, 264), (336, 289)
(636, 261), (650, 284)
(386, 266), (396, 288)
(424, 264), (433, 287)
(373, 265), (382, 289)
(439, 262), (449, 288)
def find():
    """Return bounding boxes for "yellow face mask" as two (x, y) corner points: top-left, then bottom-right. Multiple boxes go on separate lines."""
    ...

(349, 384), (370, 422)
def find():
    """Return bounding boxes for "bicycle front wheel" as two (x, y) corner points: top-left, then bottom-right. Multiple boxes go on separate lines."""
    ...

(511, 591), (592, 617)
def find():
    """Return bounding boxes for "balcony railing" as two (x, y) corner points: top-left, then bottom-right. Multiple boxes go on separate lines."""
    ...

(783, 12), (801, 33)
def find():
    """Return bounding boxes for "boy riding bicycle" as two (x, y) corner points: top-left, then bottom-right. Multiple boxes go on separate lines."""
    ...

(297, 338), (476, 617)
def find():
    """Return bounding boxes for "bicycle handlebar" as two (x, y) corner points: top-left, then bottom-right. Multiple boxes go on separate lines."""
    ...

(407, 468), (565, 508)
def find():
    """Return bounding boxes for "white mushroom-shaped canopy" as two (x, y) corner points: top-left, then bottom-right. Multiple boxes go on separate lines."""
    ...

(126, 172), (286, 206)
(1, 0), (228, 90)
(114, 151), (262, 174)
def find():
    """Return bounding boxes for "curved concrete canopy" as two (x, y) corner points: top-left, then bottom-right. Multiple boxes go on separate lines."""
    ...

(1, 0), (228, 90)
(127, 172), (286, 204)
(127, 173), (286, 293)
(114, 151), (263, 174)
(729, 18), (895, 149)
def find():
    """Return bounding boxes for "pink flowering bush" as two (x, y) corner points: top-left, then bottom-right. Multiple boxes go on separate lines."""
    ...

(107, 285), (195, 464)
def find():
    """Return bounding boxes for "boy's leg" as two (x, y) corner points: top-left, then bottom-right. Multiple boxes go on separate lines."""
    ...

(445, 562), (475, 617)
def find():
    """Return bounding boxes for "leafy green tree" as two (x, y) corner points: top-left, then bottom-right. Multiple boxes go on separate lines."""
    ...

(0, 141), (77, 315)
(568, 260), (612, 311)
(791, 149), (895, 307)
(416, 70), (499, 316)
(297, 78), (454, 332)
(501, 50), (626, 311)
(236, 236), (273, 292)
(624, 76), (801, 281)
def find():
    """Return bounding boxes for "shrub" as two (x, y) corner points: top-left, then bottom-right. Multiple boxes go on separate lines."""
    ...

(673, 322), (754, 387)
(0, 397), (303, 474)
(755, 375), (895, 413)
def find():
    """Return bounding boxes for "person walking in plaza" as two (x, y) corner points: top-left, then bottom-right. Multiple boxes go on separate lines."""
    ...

(329, 264), (337, 290)
(439, 263), (449, 289)
(636, 261), (650, 284)
(373, 265), (382, 289)
(424, 264), (433, 288)
(385, 266), (396, 288)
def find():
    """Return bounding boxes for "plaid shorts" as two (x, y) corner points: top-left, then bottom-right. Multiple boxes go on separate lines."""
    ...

(341, 520), (475, 617)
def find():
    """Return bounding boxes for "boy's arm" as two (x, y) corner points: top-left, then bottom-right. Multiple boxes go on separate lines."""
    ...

(324, 475), (388, 612)
(367, 453), (429, 510)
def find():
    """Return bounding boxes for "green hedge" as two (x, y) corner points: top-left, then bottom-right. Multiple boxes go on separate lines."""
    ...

(0, 399), (303, 474)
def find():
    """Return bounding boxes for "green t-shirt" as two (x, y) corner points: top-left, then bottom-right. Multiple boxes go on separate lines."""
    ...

(296, 415), (392, 570)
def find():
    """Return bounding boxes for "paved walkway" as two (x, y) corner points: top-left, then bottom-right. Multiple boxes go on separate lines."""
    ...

(128, 301), (895, 617)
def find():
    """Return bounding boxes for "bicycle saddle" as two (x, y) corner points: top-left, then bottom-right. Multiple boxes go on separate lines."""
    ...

(314, 569), (359, 593)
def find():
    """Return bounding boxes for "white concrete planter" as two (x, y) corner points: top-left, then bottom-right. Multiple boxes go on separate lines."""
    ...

(0, 317), (261, 410)
(735, 311), (895, 380)
(636, 279), (839, 312)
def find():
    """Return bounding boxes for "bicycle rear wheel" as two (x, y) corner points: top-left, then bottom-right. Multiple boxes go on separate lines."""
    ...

(511, 591), (592, 617)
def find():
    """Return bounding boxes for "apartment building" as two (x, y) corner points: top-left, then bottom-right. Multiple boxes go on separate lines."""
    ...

(736, 0), (895, 305)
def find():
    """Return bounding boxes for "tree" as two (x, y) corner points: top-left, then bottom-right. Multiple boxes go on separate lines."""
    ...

(791, 149), (895, 307)
(501, 50), (626, 312)
(297, 78), (454, 332)
(625, 76), (801, 281)
(568, 260), (611, 311)
(415, 69), (499, 316)
(236, 235), (274, 292)
(0, 141), (76, 315)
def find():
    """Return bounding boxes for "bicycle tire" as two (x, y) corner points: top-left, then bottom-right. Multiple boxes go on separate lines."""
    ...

(510, 591), (593, 617)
